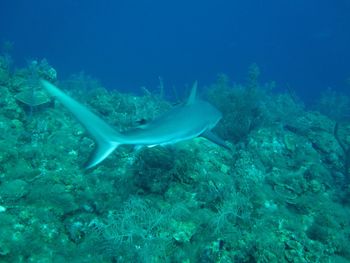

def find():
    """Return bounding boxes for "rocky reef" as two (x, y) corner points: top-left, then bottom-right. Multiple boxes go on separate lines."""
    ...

(0, 56), (350, 262)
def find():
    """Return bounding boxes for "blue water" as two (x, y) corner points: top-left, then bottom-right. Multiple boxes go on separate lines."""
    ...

(1, 0), (349, 102)
(2, 1), (350, 262)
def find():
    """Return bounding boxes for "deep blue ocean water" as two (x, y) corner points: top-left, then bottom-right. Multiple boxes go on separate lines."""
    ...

(1, 0), (349, 102)
(2, 2), (350, 261)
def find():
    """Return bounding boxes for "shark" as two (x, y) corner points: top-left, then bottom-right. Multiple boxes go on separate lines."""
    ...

(41, 80), (229, 169)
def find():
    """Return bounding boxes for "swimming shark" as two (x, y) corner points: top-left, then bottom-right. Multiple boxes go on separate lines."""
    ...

(41, 80), (229, 169)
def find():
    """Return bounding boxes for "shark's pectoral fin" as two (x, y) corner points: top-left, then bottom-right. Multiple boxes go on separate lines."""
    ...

(201, 130), (231, 150)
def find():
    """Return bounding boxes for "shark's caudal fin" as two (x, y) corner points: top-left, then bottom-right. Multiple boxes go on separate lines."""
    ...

(41, 80), (124, 169)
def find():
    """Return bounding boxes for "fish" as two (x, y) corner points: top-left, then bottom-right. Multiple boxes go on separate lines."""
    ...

(41, 80), (229, 169)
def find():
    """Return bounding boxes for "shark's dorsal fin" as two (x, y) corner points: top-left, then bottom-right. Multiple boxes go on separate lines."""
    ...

(187, 81), (198, 105)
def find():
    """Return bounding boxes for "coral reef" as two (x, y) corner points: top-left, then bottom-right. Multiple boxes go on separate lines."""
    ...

(0, 57), (349, 262)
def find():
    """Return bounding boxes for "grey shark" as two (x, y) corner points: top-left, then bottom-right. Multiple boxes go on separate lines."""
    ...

(41, 80), (229, 169)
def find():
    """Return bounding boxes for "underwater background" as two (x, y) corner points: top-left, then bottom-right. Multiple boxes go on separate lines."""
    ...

(1, 0), (350, 262)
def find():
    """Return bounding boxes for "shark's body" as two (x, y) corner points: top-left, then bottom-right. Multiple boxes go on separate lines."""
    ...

(41, 80), (228, 168)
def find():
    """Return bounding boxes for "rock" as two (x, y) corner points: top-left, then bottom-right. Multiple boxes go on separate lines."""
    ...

(0, 179), (29, 201)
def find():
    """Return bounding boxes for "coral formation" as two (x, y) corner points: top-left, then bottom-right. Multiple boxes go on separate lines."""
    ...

(0, 57), (349, 262)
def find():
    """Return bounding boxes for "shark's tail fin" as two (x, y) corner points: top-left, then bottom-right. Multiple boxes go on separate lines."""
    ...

(41, 80), (124, 169)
